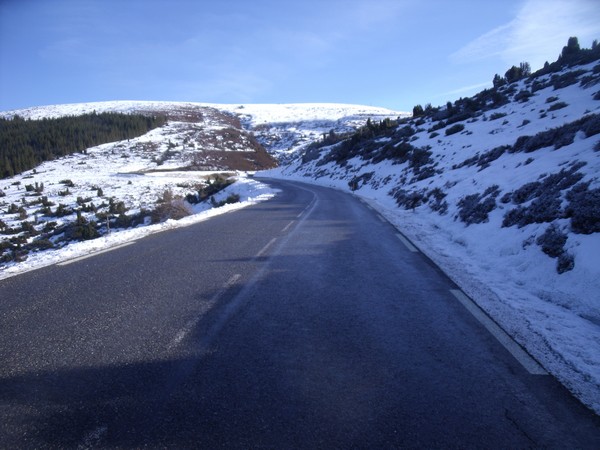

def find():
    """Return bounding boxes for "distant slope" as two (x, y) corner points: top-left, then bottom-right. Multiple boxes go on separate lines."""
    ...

(266, 43), (600, 413)
(1, 101), (405, 163)
(0, 101), (400, 268)
(218, 103), (408, 162)
(0, 112), (167, 178)
(0, 101), (278, 172)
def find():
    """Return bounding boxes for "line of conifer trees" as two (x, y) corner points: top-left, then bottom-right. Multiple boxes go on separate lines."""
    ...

(0, 111), (167, 178)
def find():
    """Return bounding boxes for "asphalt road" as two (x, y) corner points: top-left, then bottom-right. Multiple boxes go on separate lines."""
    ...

(0, 178), (598, 448)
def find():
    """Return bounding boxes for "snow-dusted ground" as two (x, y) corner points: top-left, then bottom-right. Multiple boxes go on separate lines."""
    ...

(0, 175), (278, 280)
(1, 101), (398, 275)
(262, 61), (600, 414)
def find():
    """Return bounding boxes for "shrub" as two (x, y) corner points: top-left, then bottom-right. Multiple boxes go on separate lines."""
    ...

(390, 187), (426, 210)
(565, 184), (600, 234)
(552, 70), (586, 90)
(510, 114), (600, 153)
(151, 198), (191, 223)
(512, 181), (541, 204)
(581, 114), (600, 137)
(503, 191), (562, 227)
(65, 212), (99, 241)
(536, 224), (567, 257)
(27, 238), (55, 252)
(547, 101), (568, 112)
(557, 252), (575, 274)
(428, 188), (448, 214)
(457, 186), (499, 225)
(186, 175), (236, 204)
(445, 124), (465, 136)
(428, 121), (447, 133)
(408, 147), (433, 170)
(489, 112), (507, 120)
(514, 90), (533, 102)
(211, 193), (241, 207)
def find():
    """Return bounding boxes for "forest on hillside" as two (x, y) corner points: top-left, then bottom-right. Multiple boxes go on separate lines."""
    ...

(0, 112), (166, 178)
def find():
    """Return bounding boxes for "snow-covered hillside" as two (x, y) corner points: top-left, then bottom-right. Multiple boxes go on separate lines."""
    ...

(217, 103), (408, 161)
(264, 58), (600, 413)
(1, 101), (405, 162)
(0, 101), (398, 274)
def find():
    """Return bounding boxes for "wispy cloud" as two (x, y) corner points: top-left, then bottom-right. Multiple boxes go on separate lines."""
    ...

(450, 0), (600, 69)
(436, 81), (492, 98)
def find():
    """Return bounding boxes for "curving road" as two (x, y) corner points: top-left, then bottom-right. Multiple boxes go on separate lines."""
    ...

(0, 178), (598, 448)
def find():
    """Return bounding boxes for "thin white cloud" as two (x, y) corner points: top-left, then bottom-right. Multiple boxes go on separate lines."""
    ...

(450, 0), (600, 69)
(437, 81), (492, 98)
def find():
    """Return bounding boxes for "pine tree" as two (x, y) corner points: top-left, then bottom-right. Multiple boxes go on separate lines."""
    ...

(412, 104), (424, 117)
(493, 74), (506, 88)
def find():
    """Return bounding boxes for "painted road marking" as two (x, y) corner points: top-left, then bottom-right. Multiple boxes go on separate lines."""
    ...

(282, 220), (295, 233)
(256, 238), (277, 258)
(377, 214), (387, 223)
(396, 233), (419, 253)
(169, 274), (241, 350)
(449, 289), (547, 375)
(57, 242), (136, 266)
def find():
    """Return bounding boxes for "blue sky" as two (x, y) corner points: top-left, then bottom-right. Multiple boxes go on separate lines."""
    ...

(1, 0), (599, 112)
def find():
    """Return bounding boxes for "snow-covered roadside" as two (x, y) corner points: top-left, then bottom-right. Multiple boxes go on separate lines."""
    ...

(0, 176), (278, 280)
(260, 167), (600, 415)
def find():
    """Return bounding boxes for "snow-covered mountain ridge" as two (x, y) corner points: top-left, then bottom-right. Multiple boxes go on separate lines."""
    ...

(264, 55), (600, 413)
(1, 101), (405, 161)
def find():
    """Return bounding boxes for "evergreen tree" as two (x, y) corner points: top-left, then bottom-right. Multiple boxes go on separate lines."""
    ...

(492, 74), (506, 88)
(0, 112), (166, 179)
(519, 62), (531, 77)
(412, 104), (424, 117)
(561, 36), (580, 59)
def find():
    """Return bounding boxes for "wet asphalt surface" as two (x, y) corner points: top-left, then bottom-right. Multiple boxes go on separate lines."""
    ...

(1, 178), (599, 448)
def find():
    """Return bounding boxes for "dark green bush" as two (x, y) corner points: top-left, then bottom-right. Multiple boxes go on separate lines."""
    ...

(445, 124), (465, 136)
(547, 101), (568, 111)
(557, 252), (575, 273)
(565, 184), (600, 234)
(536, 224), (567, 258)
(457, 186), (499, 225)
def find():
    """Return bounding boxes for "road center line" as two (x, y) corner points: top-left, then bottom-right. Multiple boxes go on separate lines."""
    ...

(57, 241), (136, 266)
(256, 238), (277, 257)
(282, 220), (295, 233)
(169, 274), (241, 350)
(396, 233), (419, 252)
(449, 289), (547, 375)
